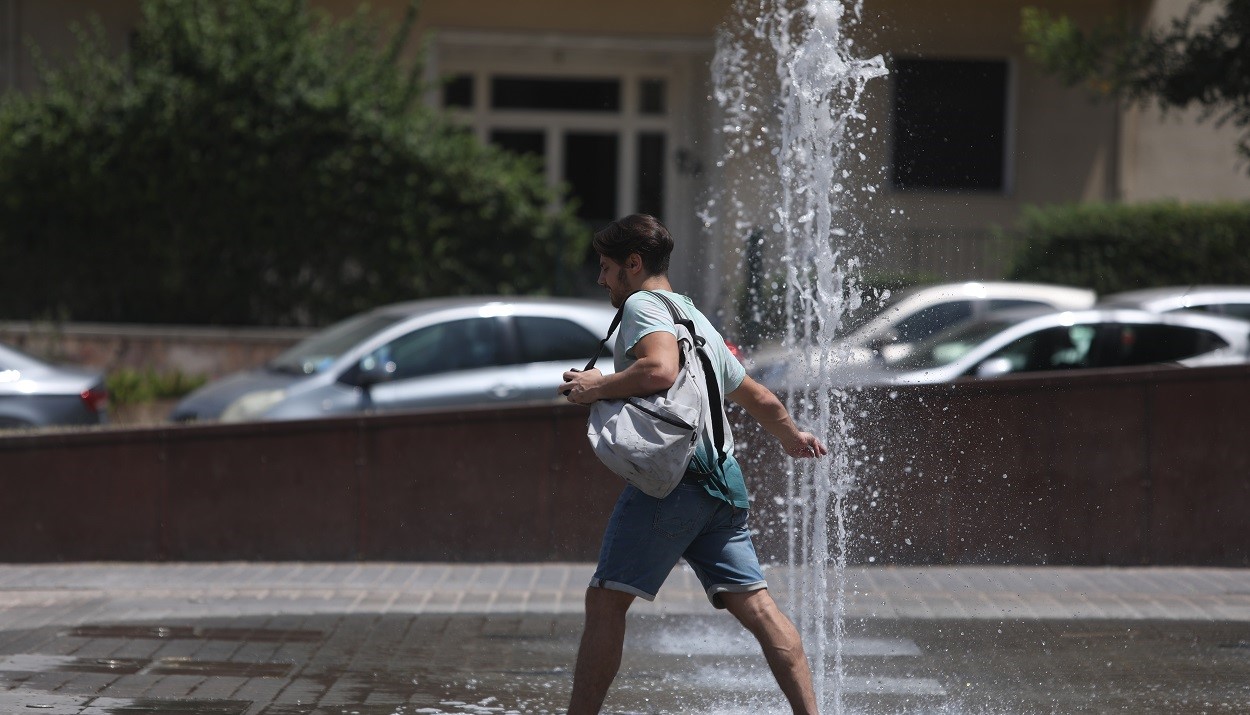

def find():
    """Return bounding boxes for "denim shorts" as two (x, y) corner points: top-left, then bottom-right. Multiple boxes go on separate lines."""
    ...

(589, 481), (767, 609)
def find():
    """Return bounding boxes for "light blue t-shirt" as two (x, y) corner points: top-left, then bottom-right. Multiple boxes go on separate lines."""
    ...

(615, 290), (750, 508)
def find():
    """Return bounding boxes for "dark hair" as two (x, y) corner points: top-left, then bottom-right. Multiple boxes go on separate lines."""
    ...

(592, 214), (673, 276)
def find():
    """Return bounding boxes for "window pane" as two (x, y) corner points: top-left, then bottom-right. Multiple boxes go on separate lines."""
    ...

(491, 77), (621, 112)
(892, 59), (1008, 191)
(491, 130), (546, 166)
(564, 133), (618, 226)
(1096, 324), (1228, 367)
(443, 74), (473, 108)
(372, 318), (504, 380)
(637, 132), (665, 219)
(515, 317), (605, 363)
(640, 78), (667, 115)
(988, 299), (1047, 312)
(891, 301), (974, 343)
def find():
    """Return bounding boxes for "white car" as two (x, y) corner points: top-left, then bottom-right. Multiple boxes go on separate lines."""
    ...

(751, 281), (1096, 390)
(865, 307), (1250, 386)
(1099, 285), (1250, 320)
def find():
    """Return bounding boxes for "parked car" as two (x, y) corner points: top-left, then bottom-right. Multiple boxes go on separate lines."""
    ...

(1099, 285), (1250, 320)
(750, 281), (1097, 389)
(170, 297), (620, 422)
(855, 307), (1250, 387)
(0, 341), (109, 429)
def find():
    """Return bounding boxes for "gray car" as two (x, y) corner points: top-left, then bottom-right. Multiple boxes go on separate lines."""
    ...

(0, 342), (109, 429)
(170, 297), (618, 422)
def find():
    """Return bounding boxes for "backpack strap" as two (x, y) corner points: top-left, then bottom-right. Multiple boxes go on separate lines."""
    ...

(647, 291), (728, 468)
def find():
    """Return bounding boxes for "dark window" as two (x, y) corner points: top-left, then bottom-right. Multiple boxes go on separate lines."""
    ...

(637, 132), (666, 219)
(491, 77), (621, 112)
(372, 318), (504, 380)
(987, 325), (1095, 373)
(988, 299), (1049, 312)
(640, 78), (667, 114)
(1222, 304), (1250, 320)
(564, 133), (618, 226)
(443, 74), (474, 108)
(892, 58), (1008, 191)
(514, 317), (606, 363)
(491, 130), (546, 166)
(1094, 324), (1228, 367)
(891, 301), (975, 343)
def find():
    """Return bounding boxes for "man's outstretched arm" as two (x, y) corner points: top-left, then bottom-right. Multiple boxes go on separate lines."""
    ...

(727, 375), (828, 459)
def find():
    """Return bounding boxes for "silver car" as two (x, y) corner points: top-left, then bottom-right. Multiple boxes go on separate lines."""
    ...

(170, 297), (617, 422)
(1100, 285), (1250, 320)
(0, 342), (109, 429)
(752, 281), (1096, 389)
(868, 307), (1250, 386)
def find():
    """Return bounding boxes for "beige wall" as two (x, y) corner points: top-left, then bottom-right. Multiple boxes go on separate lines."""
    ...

(1120, 0), (1250, 202)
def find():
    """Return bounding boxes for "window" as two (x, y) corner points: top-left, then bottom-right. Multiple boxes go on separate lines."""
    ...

(987, 325), (1096, 373)
(988, 299), (1049, 312)
(366, 318), (504, 380)
(1094, 324), (1228, 367)
(441, 69), (672, 230)
(491, 77), (621, 112)
(891, 301), (974, 343)
(514, 317), (606, 363)
(892, 58), (1009, 191)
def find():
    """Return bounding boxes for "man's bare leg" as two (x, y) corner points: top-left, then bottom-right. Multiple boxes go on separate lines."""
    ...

(722, 589), (819, 714)
(567, 587), (636, 714)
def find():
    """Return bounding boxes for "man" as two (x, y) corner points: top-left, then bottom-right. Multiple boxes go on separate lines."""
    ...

(558, 214), (828, 714)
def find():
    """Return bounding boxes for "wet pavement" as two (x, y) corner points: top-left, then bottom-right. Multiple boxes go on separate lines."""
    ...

(0, 563), (1248, 714)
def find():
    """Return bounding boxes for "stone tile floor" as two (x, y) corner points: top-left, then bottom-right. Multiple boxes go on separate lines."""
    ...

(1, 563), (1248, 714)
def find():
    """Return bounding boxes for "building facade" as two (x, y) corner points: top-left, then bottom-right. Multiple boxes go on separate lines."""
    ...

(3, 0), (1246, 316)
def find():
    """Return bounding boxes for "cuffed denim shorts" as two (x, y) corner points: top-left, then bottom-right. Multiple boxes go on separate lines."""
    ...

(589, 481), (767, 608)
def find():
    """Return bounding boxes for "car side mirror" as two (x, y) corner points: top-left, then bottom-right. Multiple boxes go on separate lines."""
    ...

(344, 355), (396, 389)
(975, 357), (1015, 379)
(868, 328), (901, 353)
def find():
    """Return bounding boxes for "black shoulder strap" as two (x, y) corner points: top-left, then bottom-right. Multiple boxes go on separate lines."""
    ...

(647, 292), (728, 467)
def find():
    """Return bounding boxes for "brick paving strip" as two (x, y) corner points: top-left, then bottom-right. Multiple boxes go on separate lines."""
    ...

(1, 563), (1248, 621)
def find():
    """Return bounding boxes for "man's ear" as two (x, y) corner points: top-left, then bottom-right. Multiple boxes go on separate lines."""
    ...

(626, 253), (643, 273)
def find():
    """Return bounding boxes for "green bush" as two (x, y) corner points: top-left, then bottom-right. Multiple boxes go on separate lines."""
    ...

(106, 369), (207, 407)
(1005, 201), (1250, 294)
(0, 0), (587, 327)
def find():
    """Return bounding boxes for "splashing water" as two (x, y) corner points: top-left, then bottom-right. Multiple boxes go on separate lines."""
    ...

(711, 1), (886, 713)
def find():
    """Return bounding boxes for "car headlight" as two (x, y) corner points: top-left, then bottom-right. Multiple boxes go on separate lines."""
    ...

(221, 389), (287, 422)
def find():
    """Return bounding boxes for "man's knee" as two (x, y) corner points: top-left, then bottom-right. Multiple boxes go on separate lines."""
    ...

(584, 585), (636, 618)
(722, 589), (787, 629)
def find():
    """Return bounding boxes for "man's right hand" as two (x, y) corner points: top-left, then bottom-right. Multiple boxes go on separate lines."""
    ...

(559, 368), (604, 404)
(784, 432), (828, 459)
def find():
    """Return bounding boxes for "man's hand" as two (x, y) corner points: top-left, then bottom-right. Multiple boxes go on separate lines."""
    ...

(784, 432), (828, 459)
(559, 368), (604, 405)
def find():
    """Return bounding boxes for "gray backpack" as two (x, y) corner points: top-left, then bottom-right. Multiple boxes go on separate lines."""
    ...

(581, 291), (728, 499)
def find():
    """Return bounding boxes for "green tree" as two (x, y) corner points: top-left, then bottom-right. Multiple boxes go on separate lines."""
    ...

(1022, 1), (1250, 163)
(0, 0), (587, 326)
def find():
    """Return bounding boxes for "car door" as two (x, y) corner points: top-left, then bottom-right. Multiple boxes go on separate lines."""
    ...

(360, 317), (523, 410)
(507, 315), (612, 403)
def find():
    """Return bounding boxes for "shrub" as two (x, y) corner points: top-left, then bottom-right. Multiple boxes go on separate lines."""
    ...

(106, 369), (207, 406)
(0, 0), (587, 326)
(1005, 201), (1250, 294)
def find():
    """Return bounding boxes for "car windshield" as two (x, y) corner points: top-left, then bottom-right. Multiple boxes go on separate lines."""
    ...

(268, 312), (407, 375)
(884, 318), (1017, 371)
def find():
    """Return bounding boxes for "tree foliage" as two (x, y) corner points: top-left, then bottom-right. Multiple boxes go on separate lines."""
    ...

(0, 0), (587, 326)
(1022, 1), (1250, 162)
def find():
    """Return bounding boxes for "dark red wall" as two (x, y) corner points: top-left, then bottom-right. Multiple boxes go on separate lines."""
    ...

(2, 364), (1247, 564)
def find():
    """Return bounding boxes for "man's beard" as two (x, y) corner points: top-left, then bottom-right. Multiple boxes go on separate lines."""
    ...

(610, 266), (629, 307)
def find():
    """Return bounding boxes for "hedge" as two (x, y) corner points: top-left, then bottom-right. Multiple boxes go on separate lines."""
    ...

(1006, 201), (1250, 294)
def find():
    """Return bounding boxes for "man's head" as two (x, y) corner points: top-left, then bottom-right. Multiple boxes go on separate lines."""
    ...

(592, 214), (673, 277)
(593, 214), (674, 308)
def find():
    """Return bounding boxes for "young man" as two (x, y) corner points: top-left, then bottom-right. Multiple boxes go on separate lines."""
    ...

(558, 214), (828, 714)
